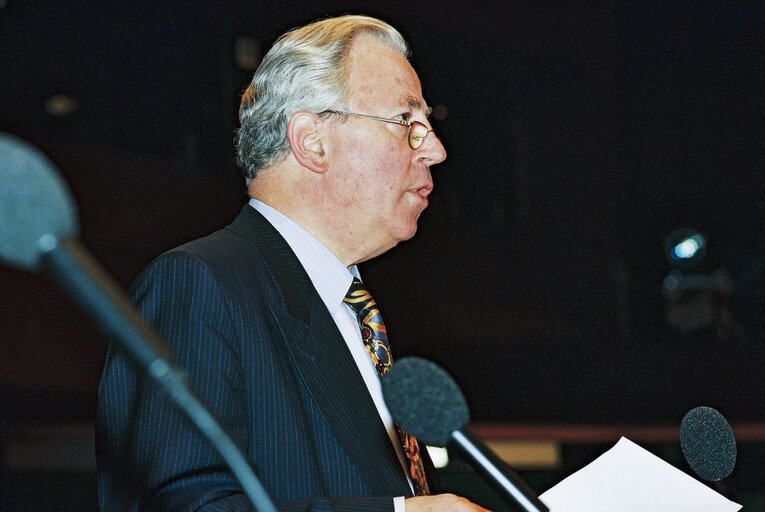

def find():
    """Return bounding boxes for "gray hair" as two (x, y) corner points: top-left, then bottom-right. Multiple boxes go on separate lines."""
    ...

(236, 15), (410, 183)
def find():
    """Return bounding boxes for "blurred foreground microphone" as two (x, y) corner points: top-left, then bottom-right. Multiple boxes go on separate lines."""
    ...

(0, 132), (184, 386)
(382, 357), (549, 512)
(0, 134), (79, 270)
(680, 406), (737, 498)
(0, 133), (276, 512)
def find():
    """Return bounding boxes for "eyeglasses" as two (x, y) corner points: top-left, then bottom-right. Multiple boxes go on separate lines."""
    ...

(320, 110), (434, 150)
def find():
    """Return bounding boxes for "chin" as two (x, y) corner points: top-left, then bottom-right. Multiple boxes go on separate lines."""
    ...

(385, 214), (423, 247)
(395, 223), (419, 243)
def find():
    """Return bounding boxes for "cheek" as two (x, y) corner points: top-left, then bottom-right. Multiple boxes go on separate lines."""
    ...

(376, 143), (412, 190)
(333, 132), (413, 204)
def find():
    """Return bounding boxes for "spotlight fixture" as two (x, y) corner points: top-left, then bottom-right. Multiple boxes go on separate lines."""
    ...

(661, 228), (735, 334)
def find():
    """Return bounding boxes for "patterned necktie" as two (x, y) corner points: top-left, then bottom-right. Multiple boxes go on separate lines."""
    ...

(344, 277), (430, 496)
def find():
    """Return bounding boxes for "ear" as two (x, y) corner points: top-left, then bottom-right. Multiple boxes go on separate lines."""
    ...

(287, 110), (329, 174)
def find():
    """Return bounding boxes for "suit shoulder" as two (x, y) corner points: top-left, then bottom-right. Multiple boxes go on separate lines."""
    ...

(153, 227), (262, 273)
(133, 227), (273, 299)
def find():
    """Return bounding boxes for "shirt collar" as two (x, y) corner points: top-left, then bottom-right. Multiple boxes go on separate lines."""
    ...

(249, 198), (359, 315)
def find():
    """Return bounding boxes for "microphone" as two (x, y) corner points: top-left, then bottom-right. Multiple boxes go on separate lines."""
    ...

(680, 406), (737, 497)
(382, 356), (549, 512)
(0, 133), (79, 271)
(0, 133), (276, 512)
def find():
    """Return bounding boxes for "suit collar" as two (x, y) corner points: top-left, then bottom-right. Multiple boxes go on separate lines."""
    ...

(225, 205), (313, 323)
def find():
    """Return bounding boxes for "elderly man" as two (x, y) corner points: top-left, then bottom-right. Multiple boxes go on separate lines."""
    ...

(97, 15), (490, 512)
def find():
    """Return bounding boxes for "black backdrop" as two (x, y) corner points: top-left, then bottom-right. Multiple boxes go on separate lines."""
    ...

(1, 1), (763, 425)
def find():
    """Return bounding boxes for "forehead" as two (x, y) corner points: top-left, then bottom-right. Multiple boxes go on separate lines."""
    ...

(345, 36), (425, 113)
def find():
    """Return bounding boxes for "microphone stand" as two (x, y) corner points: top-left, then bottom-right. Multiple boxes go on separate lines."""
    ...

(451, 430), (549, 512)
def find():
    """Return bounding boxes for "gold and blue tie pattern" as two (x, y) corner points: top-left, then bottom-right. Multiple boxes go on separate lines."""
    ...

(344, 278), (430, 496)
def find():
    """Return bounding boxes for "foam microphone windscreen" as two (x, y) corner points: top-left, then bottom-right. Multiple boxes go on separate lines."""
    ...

(381, 356), (470, 446)
(0, 133), (79, 271)
(680, 406), (737, 481)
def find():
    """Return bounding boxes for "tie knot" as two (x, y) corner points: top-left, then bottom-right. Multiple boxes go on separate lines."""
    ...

(344, 277), (376, 314)
(343, 277), (391, 375)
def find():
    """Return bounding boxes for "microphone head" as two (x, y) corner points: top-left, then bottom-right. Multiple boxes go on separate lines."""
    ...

(680, 406), (736, 481)
(0, 133), (79, 271)
(381, 356), (470, 447)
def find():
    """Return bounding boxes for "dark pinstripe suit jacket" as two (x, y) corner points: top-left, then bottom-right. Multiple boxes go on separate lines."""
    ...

(97, 205), (432, 511)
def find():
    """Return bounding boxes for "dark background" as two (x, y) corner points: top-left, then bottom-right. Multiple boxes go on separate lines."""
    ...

(1, 1), (763, 429)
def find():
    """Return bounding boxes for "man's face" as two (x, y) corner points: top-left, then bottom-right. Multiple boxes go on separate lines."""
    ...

(324, 36), (447, 264)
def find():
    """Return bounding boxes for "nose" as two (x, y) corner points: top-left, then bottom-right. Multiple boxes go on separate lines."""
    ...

(415, 130), (446, 166)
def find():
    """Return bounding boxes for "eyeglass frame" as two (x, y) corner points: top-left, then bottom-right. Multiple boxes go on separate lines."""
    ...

(319, 110), (435, 150)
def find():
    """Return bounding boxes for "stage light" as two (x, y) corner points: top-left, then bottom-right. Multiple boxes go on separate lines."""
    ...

(235, 36), (261, 71)
(661, 228), (736, 333)
(44, 95), (78, 117)
(665, 228), (706, 270)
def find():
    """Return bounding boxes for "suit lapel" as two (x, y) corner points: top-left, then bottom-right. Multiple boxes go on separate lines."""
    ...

(226, 206), (412, 497)
(271, 305), (412, 496)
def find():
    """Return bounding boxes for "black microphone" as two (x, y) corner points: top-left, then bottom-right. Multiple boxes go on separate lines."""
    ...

(382, 356), (549, 512)
(0, 133), (276, 512)
(680, 406), (737, 498)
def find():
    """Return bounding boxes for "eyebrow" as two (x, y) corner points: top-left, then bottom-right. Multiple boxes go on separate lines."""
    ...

(401, 95), (433, 117)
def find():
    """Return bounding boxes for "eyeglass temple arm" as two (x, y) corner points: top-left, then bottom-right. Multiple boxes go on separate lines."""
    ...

(320, 110), (411, 127)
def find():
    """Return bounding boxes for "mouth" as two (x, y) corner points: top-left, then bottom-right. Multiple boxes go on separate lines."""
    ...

(414, 182), (434, 199)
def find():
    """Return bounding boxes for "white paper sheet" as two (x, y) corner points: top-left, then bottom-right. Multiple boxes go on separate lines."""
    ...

(539, 437), (741, 512)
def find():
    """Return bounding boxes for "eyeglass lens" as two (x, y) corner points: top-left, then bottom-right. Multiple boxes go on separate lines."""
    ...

(409, 121), (430, 149)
